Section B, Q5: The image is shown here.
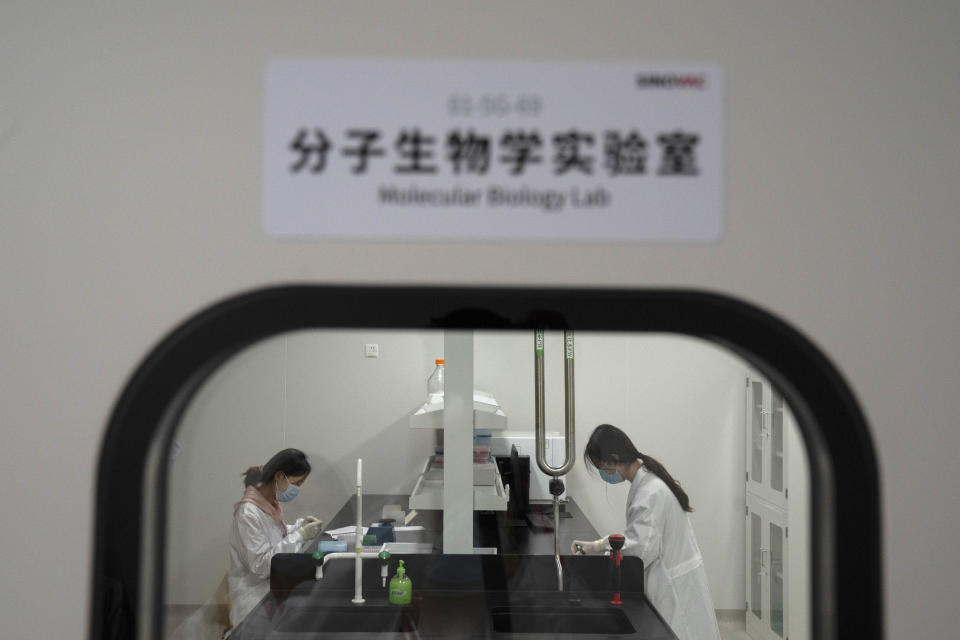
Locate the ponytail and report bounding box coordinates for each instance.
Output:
[584,424,692,512]
[240,448,311,488]
[632,452,692,513]
[241,465,263,488]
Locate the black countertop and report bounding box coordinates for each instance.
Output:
[228,497,675,638]
[233,555,677,639]
[265,588,676,639]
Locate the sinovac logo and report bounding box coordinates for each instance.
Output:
[636,73,706,89]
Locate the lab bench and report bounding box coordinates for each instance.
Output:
[233,554,677,639]
[227,495,678,638]
[312,493,601,556]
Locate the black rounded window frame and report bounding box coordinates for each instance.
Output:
[91,285,883,639]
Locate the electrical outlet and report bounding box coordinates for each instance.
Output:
[364,343,379,358]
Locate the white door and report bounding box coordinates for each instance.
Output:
[746,494,789,640]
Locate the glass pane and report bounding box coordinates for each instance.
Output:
[158,330,813,638]
[770,522,784,637]
[751,381,764,483]
[752,513,762,619]
[771,390,784,492]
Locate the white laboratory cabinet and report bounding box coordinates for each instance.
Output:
[745,376,796,640]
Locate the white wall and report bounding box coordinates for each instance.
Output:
[2,2,958,638]
[167,330,754,610]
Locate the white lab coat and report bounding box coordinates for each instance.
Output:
[228,503,308,628]
[612,467,722,640]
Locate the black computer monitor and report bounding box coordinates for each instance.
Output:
[493,445,531,528]
[508,445,529,515]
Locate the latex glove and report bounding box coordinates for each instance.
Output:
[571,538,606,555]
[298,518,323,540]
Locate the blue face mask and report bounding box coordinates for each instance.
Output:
[276,475,300,502]
[599,468,624,484]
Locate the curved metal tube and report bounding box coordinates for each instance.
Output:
[534,330,576,477]
[534,329,577,592]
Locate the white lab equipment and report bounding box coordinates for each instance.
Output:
[408,387,510,513]
[328,525,431,550]
[409,337,510,518]
[409,389,508,430]
[408,333,509,554]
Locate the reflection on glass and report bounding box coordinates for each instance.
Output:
[770,522,784,637]
[752,513,762,620]
[772,390,784,493]
[159,330,811,640]
[751,381,764,483]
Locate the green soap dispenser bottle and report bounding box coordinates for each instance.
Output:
[389,559,412,605]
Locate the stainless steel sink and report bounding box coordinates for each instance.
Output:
[275,605,419,633]
[490,606,635,635]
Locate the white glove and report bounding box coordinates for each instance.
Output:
[571,538,606,555]
[298,517,323,540]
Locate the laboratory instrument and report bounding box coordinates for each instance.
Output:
[534,329,577,591]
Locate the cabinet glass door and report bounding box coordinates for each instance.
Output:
[749,380,765,485]
[771,390,785,494]
[750,511,763,621]
[770,521,785,638]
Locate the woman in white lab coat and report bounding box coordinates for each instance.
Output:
[228,448,323,633]
[572,424,722,640]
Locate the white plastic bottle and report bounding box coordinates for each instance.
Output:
[427,358,445,403]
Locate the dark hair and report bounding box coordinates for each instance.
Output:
[583,424,692,512]
[242,448,311,488]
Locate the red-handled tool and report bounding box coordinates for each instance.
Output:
[608,533,625,605]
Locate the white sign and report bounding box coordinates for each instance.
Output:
[264,60,723,242]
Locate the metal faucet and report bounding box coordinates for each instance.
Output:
[534,329,576,591]
[314,543,389,582]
